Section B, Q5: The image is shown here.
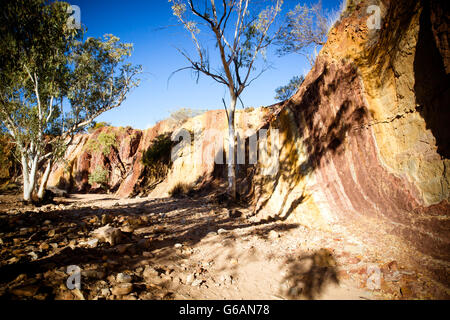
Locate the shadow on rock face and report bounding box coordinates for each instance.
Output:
[414,0,450,159]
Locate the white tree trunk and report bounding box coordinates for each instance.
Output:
[21,155,33,202]
[37,159,53,200]
[227,97,237,200]
[21,151,40,202]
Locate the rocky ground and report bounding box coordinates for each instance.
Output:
[0,193,447,300]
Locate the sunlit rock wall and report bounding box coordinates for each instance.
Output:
[47,0,449,286]
[47,108,269,198]
[147,108,270,197]
[252,0,449,284]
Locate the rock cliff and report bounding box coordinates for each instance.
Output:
[48,0,449,288]
[251,0,449,286]
[47,108,270,198]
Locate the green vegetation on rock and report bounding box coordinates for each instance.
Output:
[275,75,305,101]
[169,182,194,198]
[142,133,174,180]
[88,167,110,187]
[88,122,112,133]
[85,131,118,157]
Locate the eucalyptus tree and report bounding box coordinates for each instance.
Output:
[0,0,141,202]
[275,1,330,66]
[274,1,340,104]
[274,75,304,101]
[169,0,283,199]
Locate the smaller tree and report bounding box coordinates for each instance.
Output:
[168,108,205,125]
[276,1,330,66]
[169,0,283,199]
[88,121,112,133]
[88,167,110,189]
[275,75,305,101]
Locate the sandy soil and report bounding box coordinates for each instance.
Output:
[0,193,445,300]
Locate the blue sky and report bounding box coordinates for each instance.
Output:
[69,0,341,129]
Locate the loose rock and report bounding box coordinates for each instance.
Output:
[191,279,204,287]
[143,266,159,280]
[80,238,99,248]
[100,288,110,297]
[111,283,133,296]
[116,273,132,283]
[10,285,39,297]
[185,274,194,285]
[91,225,123,246]
[268,230,279,240]
[217,228,228,235]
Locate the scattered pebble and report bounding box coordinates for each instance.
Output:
[268,230,279,240]
[116,273,132,283]
[111,283,133,296]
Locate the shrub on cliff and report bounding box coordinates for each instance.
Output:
[275,1,340,66]
[142,133,174,180]
[275,75,305,101]
[88,167,110,188]
[85,131,118,157]
[169,182,194,198]
[168,108,205,125]
[88,122,112,133]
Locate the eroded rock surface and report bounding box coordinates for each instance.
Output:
[45,0,449,291]
[253,0,449,287]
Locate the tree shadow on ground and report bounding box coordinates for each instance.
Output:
[280,248,340,300]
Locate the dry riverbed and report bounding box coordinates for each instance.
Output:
[0,193,444,300]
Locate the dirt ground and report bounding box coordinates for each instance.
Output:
[0,192,447,300]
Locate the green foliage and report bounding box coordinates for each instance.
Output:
[276,2,329,55]
[85,131,118,156]
[142,133,174,180]
[168,108,206,124]
[0,0,141,200]
[275,1,336,66]
[88,167,110,187]
[0,135,15,179]
[275,75,305,101]
[68,34,142,123]
[0,0,76,152]
[88,122,112,133]
[142,134,173,166]
[169,182,194,198]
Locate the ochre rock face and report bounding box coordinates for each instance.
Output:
[254,0,449,284]
[146,108,269,198]
[48,126,146,193]
[47,0,449,287]
[47,108,269,198]
[115,121,175,197]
